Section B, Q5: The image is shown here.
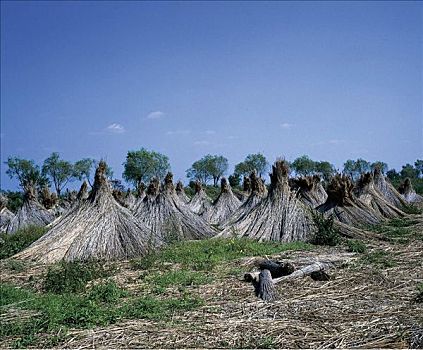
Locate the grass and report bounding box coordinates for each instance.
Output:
[43,260,116,294]
[0,225,47,259]
[360,250,397,268]
[415,282,423,303]
[0,282,203,347]
[367,217,422,244]
[346,239,367,253]
[146,270,213,289]
[130,237,313,271]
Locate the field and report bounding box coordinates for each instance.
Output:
[1,216,422,349]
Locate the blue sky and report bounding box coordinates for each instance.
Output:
[1,1,422,190]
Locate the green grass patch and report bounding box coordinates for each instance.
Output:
[146,270,213,289]
[360,250,397,268]
[345,239,367,253]
[130,238,313,271]
[0,282,203,347]
[0,226,47,259]
[43,260,116,294]
[415,282,423,303]
[366,217,422,243]
[3,258,27,272]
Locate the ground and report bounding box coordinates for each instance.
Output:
[1,215,422,349]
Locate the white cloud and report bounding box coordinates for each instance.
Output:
[280,123,293,129]
[166,129,191,136]
[204,130,216,135]
[194,140,210,146]
[106,123,125,134]
[146,111,164,120]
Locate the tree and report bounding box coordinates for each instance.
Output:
[5,157,49,190]
[73,158,96,186]
[370,161,388,174]
[122,149,170,191]
[315,161,336,181]
[400,164,419,179]
[42,153,74,196]
[343,158,371,180]
[186,154,228,186]
[415,159,423,178]
[386,169,400,181]
[228,174,241,188]
[291,155,316,176]
[234,153,269,178]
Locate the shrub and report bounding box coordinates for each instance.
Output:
[0,226,47,259]
[43,260,115,294]
[3,259,26,272]
[87,281,128,303]
[311,212,340,246]
[415,282,423,303]
[346,239,367,253]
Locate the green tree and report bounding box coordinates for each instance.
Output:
[386,169,400,181]
[5,157,49,191]
[228,173,241,188]
[415,159,423,177]
[234,153,268,178]
[73,158,96,186]
[122,149,170,190]
[315,161,336,181]
[291,155,316,176]
[370,161,388,174]
[400,164,419,179]
[343,158,371,180]
[186,154,228,186]
[42,152,74,196]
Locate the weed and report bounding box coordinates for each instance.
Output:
[415,282,423,303]
[43,260,115,294]
[87,281,128,303]
[0,226,47,259]
[130,238,312,271]
[3,259,26,272]
[346,239,367,253]
[146,270,213,289]
[311,212,340,246]
[361,250,397,268]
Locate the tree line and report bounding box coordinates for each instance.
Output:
[3,150,423,198]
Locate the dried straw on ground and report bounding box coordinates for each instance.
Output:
[398,178,423,204]
[373,167,407,209]
[222,172,267,226]
[124,189,136,210]
[202,178,241,226]
[6,185,54,234]
[355,173,405,219]
[317,175,382,227]
[14,161,155,263]
[188,181,212,215]
[0,195,14,233]
[293,175,328,208]
[176,181,190,204]
[218,160,317,242]
[134,173,217,241]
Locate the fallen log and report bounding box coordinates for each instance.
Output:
[257,260,296,278]
[254,269,277,302]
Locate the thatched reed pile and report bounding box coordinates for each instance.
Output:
[14,161,155,263]
[0,195,14,233]
[355,173,405,219]
[202,178,241,226]
[398,178,423,204]
[6,185,54,234]
[188,181,212,215]
[134,173,217,242]
[373,167,407,209]
[222,171,267,226]
[317,175,382,226]
[176,181,190,204]
[219,160,316,242]
[293,175,328,208]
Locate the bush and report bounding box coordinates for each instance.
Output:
[415,283,423,303]
[43,260,115,294]
[346,239,367,253]
[0,226,47,259]
[87,281,128,303]
[311,212,340,246]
